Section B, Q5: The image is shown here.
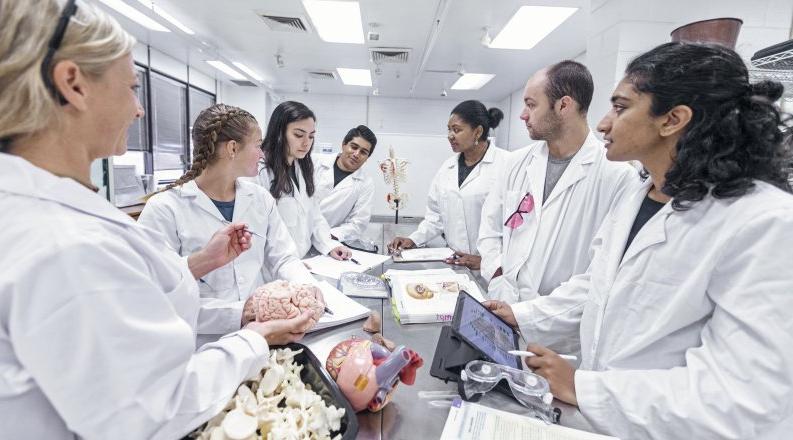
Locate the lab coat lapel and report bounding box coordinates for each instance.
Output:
[179,180,226,224]
[458,145,495,190]
[232,179,254,221]
[619,196,673,268]
[541,132,599,207]
[503,144,547,274]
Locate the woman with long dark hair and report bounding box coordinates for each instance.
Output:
[257,101,351,259]
[484,42,793,438]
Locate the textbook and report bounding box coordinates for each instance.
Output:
[310,281,372,332]
[386,268,485,324]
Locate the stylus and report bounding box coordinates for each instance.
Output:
[508,350,578,362]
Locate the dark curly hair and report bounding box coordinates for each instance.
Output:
[625,42,792,210]
[262,101,316,199]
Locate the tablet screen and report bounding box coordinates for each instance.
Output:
[455,292,518,367]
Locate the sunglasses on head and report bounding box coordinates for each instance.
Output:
[41,0,79,106]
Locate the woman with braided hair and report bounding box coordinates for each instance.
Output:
[257,101,352,259]
[483,43,793,438]
[0,1,313,438]
[139,103,317,346]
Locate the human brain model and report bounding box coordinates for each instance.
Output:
[246,280,325,326]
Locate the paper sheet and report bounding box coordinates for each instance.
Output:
[440,399,619,440]
[310,281,371,332]
[394,247,455,262]
[302,249,391,279]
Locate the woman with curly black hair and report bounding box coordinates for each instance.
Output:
[483,42,793,439]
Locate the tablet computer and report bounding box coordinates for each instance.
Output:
[451,290,521,369]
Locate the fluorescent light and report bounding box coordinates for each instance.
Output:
[206,61,246,81]
[489,6,578,50]
[136,0,195,35]
[232,62,263,81]
[97,0,170,32]
[451,73,495,90]
[336,68,372,86]
[303,0,365,44]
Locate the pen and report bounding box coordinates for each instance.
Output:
[508,350,578,362]
[220,220,264,239]
[349,257,361,265]
[324,306,334,316]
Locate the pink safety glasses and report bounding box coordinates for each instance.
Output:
[504,193,535,229]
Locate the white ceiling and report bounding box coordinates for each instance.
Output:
[97,0,590,101]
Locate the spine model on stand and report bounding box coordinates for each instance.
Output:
[378,146,409,223]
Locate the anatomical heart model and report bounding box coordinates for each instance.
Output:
[326,337,423,412]
[378,146,409,223]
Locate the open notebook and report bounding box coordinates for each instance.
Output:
[310,281,372,332]
[303,249,391,279]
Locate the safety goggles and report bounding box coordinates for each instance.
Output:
[459,360,555,423]
[504,192,535,229]
[41,0,79,105]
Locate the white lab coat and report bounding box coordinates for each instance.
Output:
[255,163,337,258]
[513,177,793,439]
[313,154,375,242]
[478,131,636,303]
[409,145,510,254]
[0,153,270,440]
[138,179,314,345]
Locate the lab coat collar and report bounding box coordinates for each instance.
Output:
[451,143,498,189]
[612,178,675,270]
[0,153,136,228]
[174,179,255,223]
[320,154,367,186]
[537,131,600,206]
[446,142,498,169]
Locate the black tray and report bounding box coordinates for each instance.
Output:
[186,343,358,439]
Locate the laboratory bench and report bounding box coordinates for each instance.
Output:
[301,222,592,439]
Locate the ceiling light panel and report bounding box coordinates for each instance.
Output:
[489,6,578,50]
[206,61,246,81]
[136,0,195,34]
[232,62,264,81]
[451,73,495,90]
[303,0,365,44]
[98,0,170,32]
[336,68,372,86]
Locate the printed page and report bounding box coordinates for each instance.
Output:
[441,399,619,440]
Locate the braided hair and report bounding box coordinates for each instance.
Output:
[148,103,257,197]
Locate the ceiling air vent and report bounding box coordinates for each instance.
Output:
[369,47,410,64]
[230,79,258,87]
[257,13,311,33]
[307,70,336,80]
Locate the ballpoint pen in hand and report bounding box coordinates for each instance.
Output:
[221,219,264,239]
[508,350,578,362]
